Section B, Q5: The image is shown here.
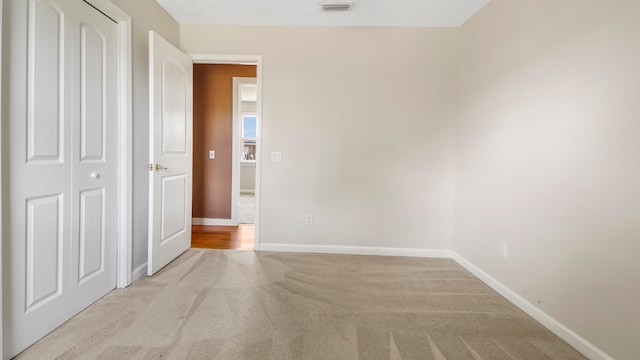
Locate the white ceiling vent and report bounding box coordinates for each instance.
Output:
[321,1,352,11]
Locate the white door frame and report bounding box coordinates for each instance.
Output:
[233,77,257,197]
[189,54,263,251]
[82,0,133,288]
[1,0,5,356]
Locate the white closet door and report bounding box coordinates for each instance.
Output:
[68,0,118,316]
[5,0,118,357]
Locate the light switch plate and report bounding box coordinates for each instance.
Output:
[209,150,215,159]
[271,152,282,163]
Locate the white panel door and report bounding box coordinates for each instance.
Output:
[68,0,118,316]
[5,0,118,357]
[148,31,193,275]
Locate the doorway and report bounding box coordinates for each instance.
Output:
[191,61,261,250]
[236,78,257,226]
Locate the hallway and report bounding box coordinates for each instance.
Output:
[191,224,254,250]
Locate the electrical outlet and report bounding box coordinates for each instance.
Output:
[305,214,313,226]
[499,242,508,258]
[209,150,215,159]
[271,152,282,163]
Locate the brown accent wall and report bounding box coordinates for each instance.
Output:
[193,64,257,219]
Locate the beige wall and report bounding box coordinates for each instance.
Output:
[109,0,180,274]
[240,163,256,193]
[79,3,637,357]
[181,25,458,250]
[454,1,640,359]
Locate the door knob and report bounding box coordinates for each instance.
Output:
[90,172,100,179]
[154,163,168,171]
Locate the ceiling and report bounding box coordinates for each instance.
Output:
[155,0,490,27]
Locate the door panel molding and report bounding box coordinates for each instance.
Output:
[160,174,187,243]
[161,58,188,154]
[79,23,108,162]
[25,194,64,313]
[78,187,105,284]
[27,0,64,163]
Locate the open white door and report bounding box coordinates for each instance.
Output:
[148,31,193,275]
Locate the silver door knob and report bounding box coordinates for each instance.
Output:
[90,172,100,179]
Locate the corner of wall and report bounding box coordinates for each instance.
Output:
[0,0,4,357]
[451,252,614,360]
[131,262,148,282]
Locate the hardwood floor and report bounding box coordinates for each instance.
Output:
[191,224,254,250]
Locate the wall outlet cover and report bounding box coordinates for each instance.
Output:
[499,242,508,258]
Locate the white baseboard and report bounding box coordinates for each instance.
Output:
[131,262,147,282]
[451,253,613,360]
[192,218,238,226]
[258,243,453,259]
[255,243,611,359]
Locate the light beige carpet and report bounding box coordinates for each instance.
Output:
[15,250,586,360]
[238,193,255,224]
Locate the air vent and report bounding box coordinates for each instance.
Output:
[321,2,352,11]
